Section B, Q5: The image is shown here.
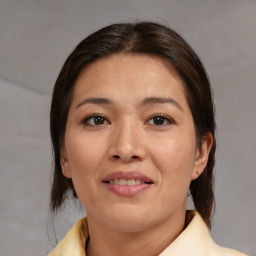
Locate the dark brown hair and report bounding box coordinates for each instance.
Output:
[50,21,216,228]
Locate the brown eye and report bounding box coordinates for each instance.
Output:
[83,114,109,126]
[147,115,173,126]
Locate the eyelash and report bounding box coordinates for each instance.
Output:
[146,114,175,126]
[82,113,175,127]
[82,113,110,126]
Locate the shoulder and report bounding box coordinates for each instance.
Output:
[160,211,248,256]
[208,239,247,256]
[192,211,248,256]
[47,217,88,256]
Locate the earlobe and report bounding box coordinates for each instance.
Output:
[60,148,72,178]
[192,132,213,180]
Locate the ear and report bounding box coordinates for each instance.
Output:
[60,148,72,178]
[191,132,213,180]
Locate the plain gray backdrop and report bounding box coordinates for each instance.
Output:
[0,1,255,255]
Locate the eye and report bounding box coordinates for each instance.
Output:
[82,114,110,126]
[146,114,174,126]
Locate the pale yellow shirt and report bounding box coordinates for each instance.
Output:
[48,211,247,256]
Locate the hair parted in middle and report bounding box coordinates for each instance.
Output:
[50,21,216,228]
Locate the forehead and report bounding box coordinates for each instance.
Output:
[77,54,183,88]
[81,53,181,79]
[71,54,188,109]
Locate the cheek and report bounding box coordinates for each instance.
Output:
[64,133,109,208]
[149,133,196,184]
[65,133,107,177]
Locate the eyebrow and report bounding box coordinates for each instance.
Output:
[76,96,183,112]
[140,97,183,112]
[76,97,113,108]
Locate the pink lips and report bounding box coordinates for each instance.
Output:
[102,171,153,197]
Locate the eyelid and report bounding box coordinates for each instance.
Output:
[145,113,176,125]
[81,113,175,126]
[82,113,110,126]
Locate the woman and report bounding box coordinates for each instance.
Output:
[48,21,247,256]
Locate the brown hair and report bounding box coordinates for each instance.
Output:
[50,21,216,228]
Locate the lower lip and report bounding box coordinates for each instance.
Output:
[104,183,152,196]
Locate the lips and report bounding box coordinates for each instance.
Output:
[102,171,153,196]
[102,171,153,184]
[109,179,149,185]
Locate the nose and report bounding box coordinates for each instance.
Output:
[108,119,146,163]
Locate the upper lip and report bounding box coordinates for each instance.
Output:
[102,171,153,183]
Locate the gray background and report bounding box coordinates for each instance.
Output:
[0,0,255,255]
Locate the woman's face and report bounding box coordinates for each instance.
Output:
[61,54,211,232]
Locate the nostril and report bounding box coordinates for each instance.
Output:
[111,155,140,161]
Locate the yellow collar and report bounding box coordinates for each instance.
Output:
[48,211,246,256]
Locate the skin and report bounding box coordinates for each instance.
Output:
[61,54,213,256]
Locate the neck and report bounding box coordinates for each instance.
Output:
[86,211,187,256]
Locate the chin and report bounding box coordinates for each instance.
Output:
[107,217,153,232]
[96,206,155,232]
